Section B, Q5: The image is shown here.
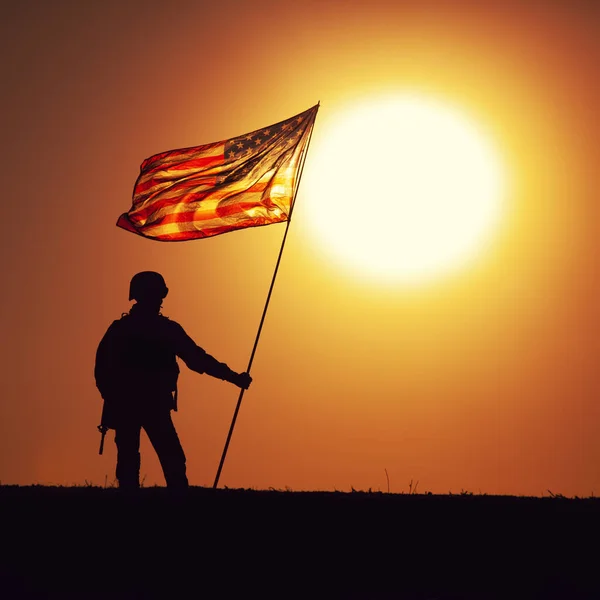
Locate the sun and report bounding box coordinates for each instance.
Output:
[301,94,506,286]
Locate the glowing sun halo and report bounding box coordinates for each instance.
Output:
[302,95,505,286]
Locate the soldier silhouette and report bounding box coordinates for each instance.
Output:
[94,271,251,490]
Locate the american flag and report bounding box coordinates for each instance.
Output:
[117,105,319,241]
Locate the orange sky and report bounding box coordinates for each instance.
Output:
[1,0,598,495]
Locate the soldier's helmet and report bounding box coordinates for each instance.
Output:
[129,271,169,301]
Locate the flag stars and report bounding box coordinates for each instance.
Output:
[221,110,314,179]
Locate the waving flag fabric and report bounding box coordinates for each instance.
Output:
[117,105,319,241]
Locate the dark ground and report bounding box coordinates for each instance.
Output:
[1,486,599,599]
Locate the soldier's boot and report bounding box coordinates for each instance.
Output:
[163,461,189,491]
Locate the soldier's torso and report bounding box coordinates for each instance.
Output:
[99,312,180,413]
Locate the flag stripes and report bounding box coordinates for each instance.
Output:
[117,105,319,241]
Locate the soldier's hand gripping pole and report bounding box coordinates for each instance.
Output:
[98,425,108,455]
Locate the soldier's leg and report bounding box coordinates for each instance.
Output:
[114,423,142,490]
[143,412,188,489]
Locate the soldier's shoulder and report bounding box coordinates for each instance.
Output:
[106,315,127,329]
[159,314,177,324]
[109,312,133,327]
[159,315,186,333]
[161,317,198,346]
[99,315,130,343]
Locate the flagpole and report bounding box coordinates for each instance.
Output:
[213,104,320,489]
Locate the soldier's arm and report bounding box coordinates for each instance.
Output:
[170,322,252,389]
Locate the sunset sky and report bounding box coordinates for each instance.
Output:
[1,0,598,496]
